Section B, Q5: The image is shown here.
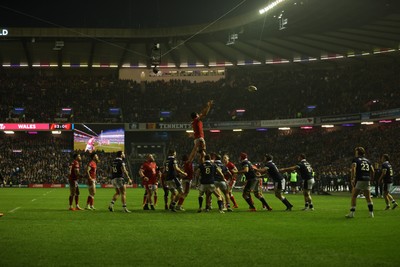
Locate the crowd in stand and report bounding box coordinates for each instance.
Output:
[0,132,71,185]
[0,58,399,123]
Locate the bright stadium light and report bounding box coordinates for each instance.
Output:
[259,0,287,15]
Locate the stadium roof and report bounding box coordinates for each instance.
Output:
[0,0,399,70]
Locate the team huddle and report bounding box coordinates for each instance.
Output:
[67,101,398,218]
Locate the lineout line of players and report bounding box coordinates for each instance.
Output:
[67,147,398,217]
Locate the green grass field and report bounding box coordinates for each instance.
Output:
[74,141,124,153]
[0,188,399,267]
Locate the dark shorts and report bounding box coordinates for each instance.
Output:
[69,180,79,195]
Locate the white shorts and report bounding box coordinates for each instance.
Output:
[199,184,216,194]
[303,178,315,191]
[166,179,183,194]
[214,181,228,192]
[112,178,125,189]
[194,137,205,146]
[228,179,236,190]
[145,183,158,192]
[87,180,96,189]
[355,181,370,191]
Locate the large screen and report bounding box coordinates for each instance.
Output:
[73,123,124,153]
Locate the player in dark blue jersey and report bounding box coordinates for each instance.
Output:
[163,149,187,212]
[237,152,272,212]
[196,152,225,213]
[345,147,375,218]
[214,154,233,212]
[108,151,132,213]
[280,153,314,211]
[256,154,293,211]
[378,154,398,210]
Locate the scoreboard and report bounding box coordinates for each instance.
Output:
[49,123,73,130]
[0,123,73,131]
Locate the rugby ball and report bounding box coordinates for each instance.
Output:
[247,85,257,92]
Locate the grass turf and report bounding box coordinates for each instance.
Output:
[0,188,399,267]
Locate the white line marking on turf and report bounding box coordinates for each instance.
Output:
[9,207,21,213]
[42,190,53,196]
[31,199,37,202]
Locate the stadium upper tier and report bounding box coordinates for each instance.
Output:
[1,56,399,124]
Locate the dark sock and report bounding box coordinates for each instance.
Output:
[282,198,293,208]
[245,197,255,209]
[368,203,373,212]
[198,196,203,209]
[217,200,224,210]
[260,197,271,209]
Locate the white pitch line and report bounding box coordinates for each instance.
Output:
[43,190,53,196]
[9,207,21,213]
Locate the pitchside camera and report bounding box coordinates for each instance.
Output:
[153,66,159,74]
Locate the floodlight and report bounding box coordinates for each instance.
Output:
[259,0,286,14]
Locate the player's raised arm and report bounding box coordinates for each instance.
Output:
[198,100,213,119]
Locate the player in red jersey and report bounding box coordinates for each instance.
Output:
[85,137,96,153]
[190,100,213,157]
[139,154,161,210]
[85,152,99,210]
[222,153,239,208]
[68,153,83,210]
[176,149,196,211]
